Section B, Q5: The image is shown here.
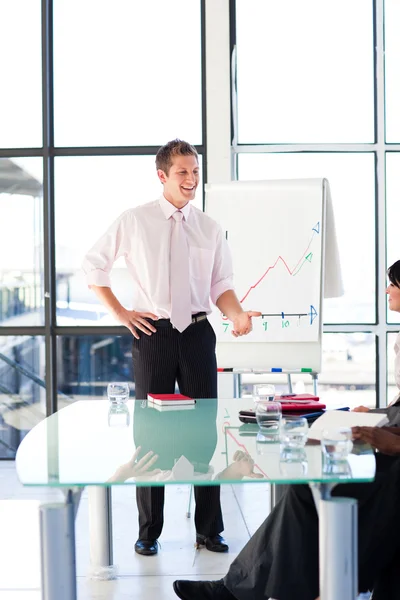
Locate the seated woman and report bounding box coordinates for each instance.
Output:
[354,259,400,421]
[173,261,400,600]
[173,427,400,600]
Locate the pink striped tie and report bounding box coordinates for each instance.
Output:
[170,211,192,332]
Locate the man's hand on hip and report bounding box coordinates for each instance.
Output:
[113,307,158,339]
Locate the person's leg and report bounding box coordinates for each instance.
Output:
[224,484,319,600]
[174,455,400,600]
[344,454,400,593]
[177,320,225,544]
[225,455,400,600]
[174,483,319,600]
[132,325,178,546]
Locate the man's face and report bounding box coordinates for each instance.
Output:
[157,154,200,208]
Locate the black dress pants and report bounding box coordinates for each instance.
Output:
[132,317,224,541]
[224,454,400,600]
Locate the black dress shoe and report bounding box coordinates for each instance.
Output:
[134,539,159,556]
[173,579,235,600]
[195,534,229,553]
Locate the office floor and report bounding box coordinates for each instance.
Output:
[0,461,270,599]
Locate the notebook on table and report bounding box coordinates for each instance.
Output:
[147,393,195,407]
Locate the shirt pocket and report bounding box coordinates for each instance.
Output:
[189,247,214,281]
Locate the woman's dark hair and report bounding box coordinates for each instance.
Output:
[387,260,400,288]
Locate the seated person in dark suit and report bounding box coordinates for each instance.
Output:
[173,426,400,600]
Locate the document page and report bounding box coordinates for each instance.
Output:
[308,410,389,441]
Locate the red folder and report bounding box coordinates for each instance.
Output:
[275,394,325,412]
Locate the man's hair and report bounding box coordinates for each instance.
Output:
[155,139,198,175]
[388,260,400,288]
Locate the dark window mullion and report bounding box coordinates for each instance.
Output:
[42,0,57,416]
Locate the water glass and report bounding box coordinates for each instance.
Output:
[321,427,353,463]
[108,404,130,427]
[107,382,130,405]
[255,400,282,442]
[280,416,309,459]
[279,457,308,477]
[253,384,275,404]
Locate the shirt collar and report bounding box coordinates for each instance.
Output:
[159,195,191,221]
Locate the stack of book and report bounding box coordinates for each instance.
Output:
[147,393,195,411]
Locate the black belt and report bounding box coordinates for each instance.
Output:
[152,312,207,328]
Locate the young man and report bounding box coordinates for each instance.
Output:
[82,139,261,556]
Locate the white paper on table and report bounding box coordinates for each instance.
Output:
[308,411,389,441]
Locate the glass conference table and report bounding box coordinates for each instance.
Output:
[16,398,376,600]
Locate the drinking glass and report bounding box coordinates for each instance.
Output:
[107,382,130,405]
[280,416,309,460]
[279,457,308,477]
[253,384,275,404]
[108,403,130,427]
[255,400,282,442]
[321,427,353,463]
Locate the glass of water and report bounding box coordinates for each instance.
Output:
[280,416,309,460]
[255,400,282,442]
[321,427,353,463]
[108,403,130,427]
[107,382,130,405]
[253,384,275,404]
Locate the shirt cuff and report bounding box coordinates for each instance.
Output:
[85,269,112,288]
[210,279,234,306]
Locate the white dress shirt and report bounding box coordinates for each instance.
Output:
[392,332,400,404]
[82,196,234,317]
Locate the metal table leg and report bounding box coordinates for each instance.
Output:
[269,483,288,510]
[87,486,117,580]
[39,489,82,600]
[311,483,358,600]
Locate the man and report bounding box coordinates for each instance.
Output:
[173,426,400,600]
[82,139,261,556]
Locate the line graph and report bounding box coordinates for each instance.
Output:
[240,222,320,303]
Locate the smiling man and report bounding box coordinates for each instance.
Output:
[82,139,260,557]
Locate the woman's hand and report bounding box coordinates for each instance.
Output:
[231,450,264,478]
[108,447,160,482]
[352,426,400,455]
[352,406,370,413]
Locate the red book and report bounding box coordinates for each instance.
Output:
[147,393,195,406]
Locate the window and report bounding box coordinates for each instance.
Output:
[57,334,133,407]
[386,153,400,325]
[0,1,42,148]
[0,336,45,459]
[384,0,400,142]
[0,158,43,326]
[235,0,374,144]
[53,0,202,147]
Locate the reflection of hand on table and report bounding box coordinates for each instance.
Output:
[107,447,160,482]
[217,450,264,480]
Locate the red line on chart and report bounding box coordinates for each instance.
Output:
[225,426,269,478]
[240,228,318,304]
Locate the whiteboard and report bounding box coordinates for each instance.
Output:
[206,179,326,372]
